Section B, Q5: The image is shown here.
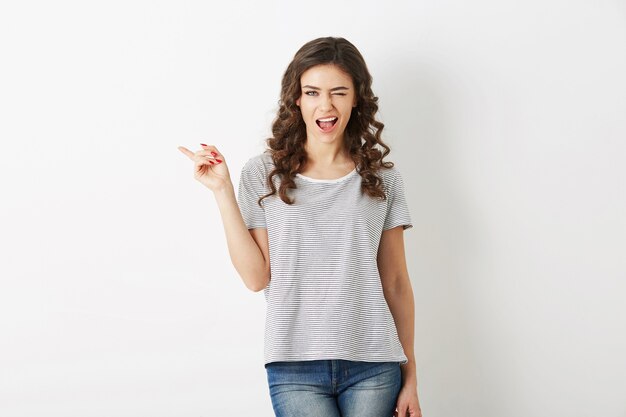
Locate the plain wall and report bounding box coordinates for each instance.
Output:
[1,0,624,416]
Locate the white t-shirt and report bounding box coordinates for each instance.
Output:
[237,151,413,365]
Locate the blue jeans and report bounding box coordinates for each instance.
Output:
[265,360,402,417]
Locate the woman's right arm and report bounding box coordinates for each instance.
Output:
[178,144,270,292]
[213,184,271,292]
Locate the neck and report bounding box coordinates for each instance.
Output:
[303,137,351,166]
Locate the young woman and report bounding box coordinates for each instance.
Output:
[179,37,422,417]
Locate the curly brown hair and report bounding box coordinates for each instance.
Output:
[259,36,395,205]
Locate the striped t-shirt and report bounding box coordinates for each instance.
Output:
[237,151,413,365]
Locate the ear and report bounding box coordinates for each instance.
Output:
[296,98,300,106]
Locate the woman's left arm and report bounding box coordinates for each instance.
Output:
[378,225,423,417]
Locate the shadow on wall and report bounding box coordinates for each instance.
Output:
[377,58,503,415]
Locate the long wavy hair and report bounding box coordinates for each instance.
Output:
[259,36,395,205]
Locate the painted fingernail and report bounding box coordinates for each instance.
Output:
[209,160,215,164]
[211,151,217,156]
[215,159,222,163]
[200,143,208,146]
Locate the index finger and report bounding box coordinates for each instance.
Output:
[177,146,196,160]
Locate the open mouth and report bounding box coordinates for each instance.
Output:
[315,116,338,132]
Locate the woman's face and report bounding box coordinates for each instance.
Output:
[296,64,357,147]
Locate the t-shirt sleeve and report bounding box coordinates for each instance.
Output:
[237,158,268,229]
[383,168,414,231]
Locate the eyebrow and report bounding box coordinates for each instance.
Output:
[302,85,350,91]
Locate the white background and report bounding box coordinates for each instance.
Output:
[1,1,625,416]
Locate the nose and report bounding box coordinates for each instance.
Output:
[319,93,333,111]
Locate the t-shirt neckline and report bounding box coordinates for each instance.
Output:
[296,168,358,183]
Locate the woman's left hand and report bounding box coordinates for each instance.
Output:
[394,384,422,417]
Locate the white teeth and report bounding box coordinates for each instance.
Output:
[318,117,338,122]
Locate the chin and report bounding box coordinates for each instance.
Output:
[314,134,343,144]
